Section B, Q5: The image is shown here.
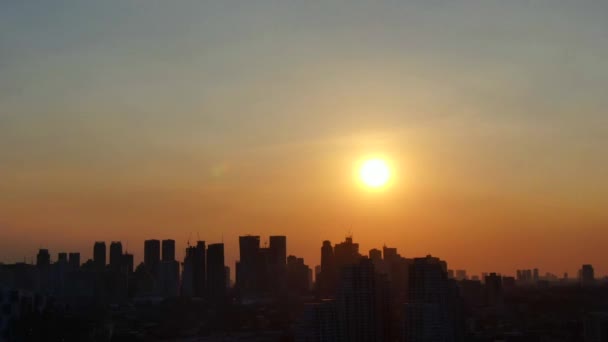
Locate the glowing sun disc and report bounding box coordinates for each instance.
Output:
[359,159,391,188]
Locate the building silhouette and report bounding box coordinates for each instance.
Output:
[144,239,161,275]
[68,253,80,270]
[93,242,106,270]
[237,235,261,296]
[36,249,50,268]
[403,255,462,342]
[193,241,206,297]
[207,243,226,301]
[181,246,196,297]
[109,241,123,271]
[337,258,390,342]
[580,264,595,287]
[269,235,287,292]
[122,253,134,274]
[318,240,336,297]
[162,239,175,262]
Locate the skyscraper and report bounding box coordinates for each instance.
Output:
[36,249,50,267]
[181,246,197,297]
[144,239,161,274]
[404,255,461,342]
[484,272,504,310]
[93,242,106,270]
[68,252,80,269]
[122,253,134,274]
[162,239,175,261]
[159,239,178,297]
[336,258,390,342]
[269,236,287,292]
[109,241,123,270]
[237,235,260,294]
[580,264,595,287]
[194,241,206,297]
[334,236,361,269]
[269,236,287,266]
[287,255,312,295]
[57,252,68,264]
[318,240,336,297]
[207,243,226,301]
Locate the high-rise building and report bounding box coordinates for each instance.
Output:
[269,236,287,266]
[122,253,134,274]
[318,240,336,297]
[334,236,361,270]
[93,242,106,270]
[269,236,287,292]
[369,248,382,261]
[181,246,197,297]
[237,235,261,294]
[68,252,80,269]
[336,258,390,342]
[109,241,123,270]
[144,239,161,274]
[580,264,595,287]
[485,273,504,310]
[194,241,206,297]
[287,255,312,295]
[57,253,68,264]
[36,249,50,267]
[207,243,226,301]
[162,239,175,261]
[160,259,180,297]
[455,270,467,281]
[403,255,462,342]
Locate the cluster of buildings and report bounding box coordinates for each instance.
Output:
[299,237,462,341]
[1,235,607,341]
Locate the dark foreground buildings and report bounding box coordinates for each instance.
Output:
[1,235,608,341]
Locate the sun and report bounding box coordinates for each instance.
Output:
[359,159,391,188]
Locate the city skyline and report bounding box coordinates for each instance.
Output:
[2,1,608,289]
[2,234,603,281]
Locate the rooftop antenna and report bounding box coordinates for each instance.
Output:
[187,232,192,247]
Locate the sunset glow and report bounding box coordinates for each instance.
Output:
[359,159,391,188]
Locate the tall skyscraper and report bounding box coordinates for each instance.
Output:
[237,235,261,294]
[207,243,226,301]
[57,252,68,264]
[93,242,106,270]
[334,236,361,269]
[269,236,287,292]
[287,255,312,295]
[109,241,123,270]
[269,236,287,266]
[404,255,461,342]
[484,273,504,310]
[144,239,161,274]
[181,246,197,297]
[318,240,336,297]
[580,264,595,287]
[194,241,206,297]
[36,249,50,267]
[122,253,134,274]
[162,239,176,261]
[68,252,80,269]
[336,258,390,342]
